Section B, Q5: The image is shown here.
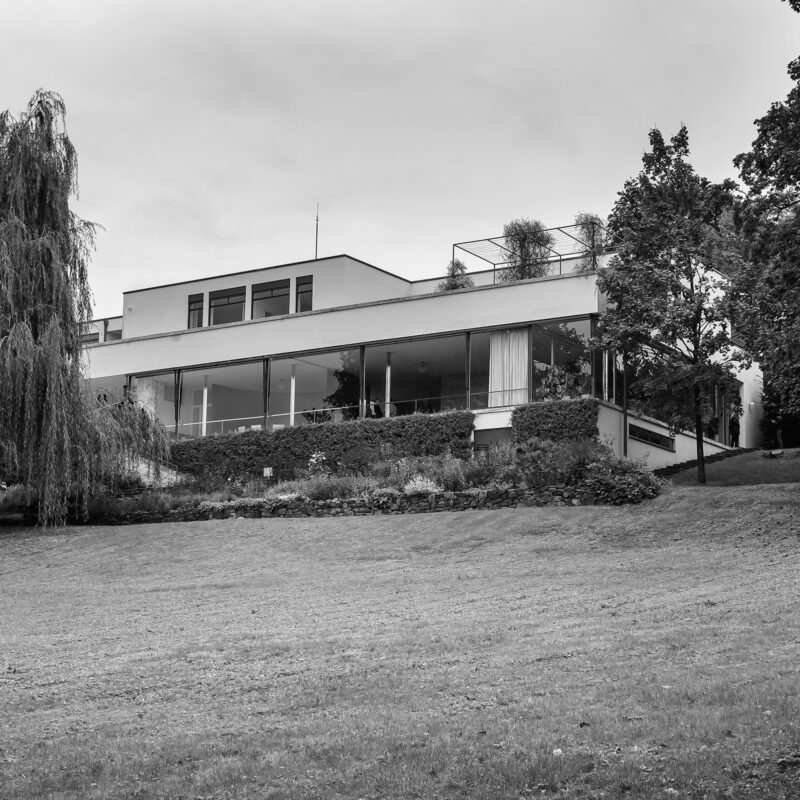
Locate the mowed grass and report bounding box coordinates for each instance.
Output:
[670,448,800,487]
[2,470,799,798]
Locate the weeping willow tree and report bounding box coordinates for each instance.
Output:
[0,90,169,525]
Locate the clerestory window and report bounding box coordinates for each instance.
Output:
[296,275,313,313]
[188,293,204,329]
[252,279,290,318]
[209,287,245,325]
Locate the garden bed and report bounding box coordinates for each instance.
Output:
[93,484,598,525]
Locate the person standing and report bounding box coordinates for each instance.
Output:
[729,415,740,448]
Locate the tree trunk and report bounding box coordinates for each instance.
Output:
[694,385,706,484]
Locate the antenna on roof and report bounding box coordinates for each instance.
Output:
[315,202,319,260]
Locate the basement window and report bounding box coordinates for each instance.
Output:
[629,423,675,452]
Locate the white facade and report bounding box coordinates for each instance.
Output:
[83,252,761,465]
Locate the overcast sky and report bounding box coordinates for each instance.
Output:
[3,0,799,317]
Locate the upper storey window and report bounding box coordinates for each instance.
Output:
[209,286,245,325]
[252,279,290,318]
[296,275,313,313]
[188,293,204,329]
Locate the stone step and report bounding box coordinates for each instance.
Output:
[654,448,754,478]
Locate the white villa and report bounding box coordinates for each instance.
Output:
[82,225,762,470]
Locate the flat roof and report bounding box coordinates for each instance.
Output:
[121,254,411,296]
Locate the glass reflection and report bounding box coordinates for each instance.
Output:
[366,335,466,417]
[268,349,359,429]
[131,373,176,435]
[178,362,263,437]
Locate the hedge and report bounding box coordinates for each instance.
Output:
[170,410,476,479]
[511,398,599,442]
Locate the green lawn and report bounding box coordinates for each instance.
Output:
[2,465,799,798]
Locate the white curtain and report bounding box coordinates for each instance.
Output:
[488,329,528,407]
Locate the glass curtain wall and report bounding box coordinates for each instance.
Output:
[268,349,360,429]
[178,362,264,437]
[129,317,605,439]
[365,335,466,417]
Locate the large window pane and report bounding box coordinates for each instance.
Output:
[546,319,592,396]
[469,332,491,409]
[267,359,293,430]
[532,318,593,400]
[364,345,387,417]
[268,349,360,429]
[470,329,529,408]
[488,329,528,406]
[531,326,552,400]
[297,349,360,423]
[367,335,467,417]
[131,373,176,435]
[178,362,264,437]
[90,375,127,408]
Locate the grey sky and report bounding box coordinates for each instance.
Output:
[3,0,798,317]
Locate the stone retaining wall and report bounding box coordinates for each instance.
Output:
[108,485,596,525]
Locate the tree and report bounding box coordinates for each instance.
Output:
[499,217,554,281]
[437,257,474,292]
[0,90,168,525]
[731,53,800,423]
[598,127,743,484]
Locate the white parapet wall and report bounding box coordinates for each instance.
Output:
[86,272,601,379]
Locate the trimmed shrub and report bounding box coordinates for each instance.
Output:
[511,398,599,443]
[170,410,475,481]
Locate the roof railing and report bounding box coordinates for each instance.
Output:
[452,221,607,283]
